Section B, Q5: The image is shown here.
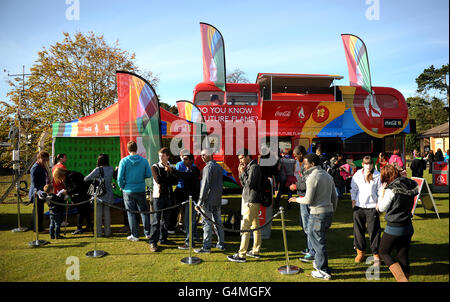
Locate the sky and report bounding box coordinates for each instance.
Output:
[0,0,448,108]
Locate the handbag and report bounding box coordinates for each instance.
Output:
[87,167,106,196]
[282,164,297,188]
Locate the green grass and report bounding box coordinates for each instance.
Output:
[0,171,448,282]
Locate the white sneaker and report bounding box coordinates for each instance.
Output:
[311,269,331,280]
[61,221,69,227]
[127,235,139,242]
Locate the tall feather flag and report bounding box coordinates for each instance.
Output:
[116,71,162,188]
[176,100,207,155]
[200,22,226,91]
[341,34,373,94]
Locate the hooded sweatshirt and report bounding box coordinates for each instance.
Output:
[117,154,152,193]
[378,177,418,227]
[297,166,338,214]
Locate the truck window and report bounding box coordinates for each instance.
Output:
[194,91,225,106]
[226,92,258,106]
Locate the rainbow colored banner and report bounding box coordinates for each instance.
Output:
[341,34,373,94]
[200,22,226,91]
[116,71,162,182]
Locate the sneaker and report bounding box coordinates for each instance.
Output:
[227,253,246,263]
[246,251,260,259]
[194,248,211,254]
[145,235,150,239]
[71,229,83,235]
[167,230,176,235]
[61,221,69,227]
[215,244,225,251]
[127,235,139,242]
[300,248,309,255]
[311,269,331,280]
[178,244,190,250]
[299,253,315,262]
[149,244,158,252]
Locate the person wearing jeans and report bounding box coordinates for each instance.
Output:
[289,153,338,280]
[289,146,316,262]
[150,147,178,252]
[194,149,225,254]
[117,141,152,242]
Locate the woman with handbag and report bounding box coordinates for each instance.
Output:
[84,154,115,237]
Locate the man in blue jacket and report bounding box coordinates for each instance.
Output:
[117,141,152,242]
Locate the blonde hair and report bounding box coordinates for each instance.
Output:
[53,167,67,184]
[44,184,53,193]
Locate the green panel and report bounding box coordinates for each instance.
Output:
[54,137,122,197]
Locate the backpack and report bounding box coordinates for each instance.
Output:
[259,176,273,207]
[223,210,241,235]
[87,167,106,197]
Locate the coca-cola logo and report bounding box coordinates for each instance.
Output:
[275,111,291,117]
[274,106,292,121]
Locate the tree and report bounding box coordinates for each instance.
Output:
[406,95,448,133]
[416,64,449,105]
[226,68,250,83]
[1,31,159,168]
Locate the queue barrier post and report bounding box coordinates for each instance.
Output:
[181,195,202,265]
[12,180,27,232]
[277,206,300,275]
[28,191,49,247]
[86,189,107,258]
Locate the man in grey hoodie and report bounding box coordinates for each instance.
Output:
[194,149,225,253]
[289,153,338,280]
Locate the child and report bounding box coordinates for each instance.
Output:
[43,184,66,239]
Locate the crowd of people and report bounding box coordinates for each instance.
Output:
[28,142,449,281]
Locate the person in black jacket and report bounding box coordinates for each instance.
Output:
[177,154,201,249]
[228,148,262,263]
[410,150,426,178]
[377,164,418,282]
[42,184,66,239]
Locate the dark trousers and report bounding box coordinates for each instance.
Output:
[149,197,171,245]
[76,203,92,231]
[168,187,184,231]
[30,197,45,232]
[379,232,413,275]
[353,207,381,254]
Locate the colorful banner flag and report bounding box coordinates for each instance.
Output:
[116,71,162,187]
[176,100,205,124]
[341,34,373,94]
[200,22,226,91]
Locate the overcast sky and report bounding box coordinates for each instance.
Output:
[0,0,448,108]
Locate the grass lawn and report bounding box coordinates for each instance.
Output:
[0,171,448,282]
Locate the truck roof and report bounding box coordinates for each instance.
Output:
[256,73,343,94]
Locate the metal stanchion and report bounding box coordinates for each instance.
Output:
[86,189,107,258]
[63,198,69,236]
[11,180,27,232]
[277,206,300,275]
[28,192,49,247]
[181,195,202,265]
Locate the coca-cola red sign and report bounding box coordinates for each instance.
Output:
[274,106,292,122]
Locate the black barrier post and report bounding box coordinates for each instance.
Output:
[181,196,202,265]
[86,189,107,258]
[277,206,300,275]
[28,192,49,247]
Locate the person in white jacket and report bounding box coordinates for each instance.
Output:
[350,156,382,265]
